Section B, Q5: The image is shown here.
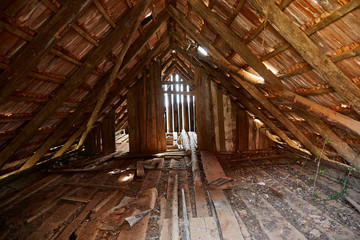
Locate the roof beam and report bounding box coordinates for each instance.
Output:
[303,0,360,36]
[181,45,325,158]
[76,0,153,149]
[261,0,359,61]
[0,2,152,168]
[186,0,360,137]
[20,33,166,170]
[248,0,360,115]
[94,0,117,28]
[0,0,93,105]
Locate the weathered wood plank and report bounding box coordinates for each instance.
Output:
[189,217,221,240]
[200,151,231,187]
[209,189,243,240]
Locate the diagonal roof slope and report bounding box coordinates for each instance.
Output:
[0,0,360,176]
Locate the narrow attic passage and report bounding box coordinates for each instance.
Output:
[1,0,360,239]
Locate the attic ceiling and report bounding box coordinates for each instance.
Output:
[0,0,360,176]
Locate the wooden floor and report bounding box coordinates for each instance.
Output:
[0,147,359,240]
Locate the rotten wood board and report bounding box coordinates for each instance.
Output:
[209,189,243,240]
[189,217,221,240]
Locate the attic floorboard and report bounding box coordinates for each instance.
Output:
[0,150,359,240]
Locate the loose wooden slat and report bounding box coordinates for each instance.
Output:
[209,189,243,240]
[56,192,106,239]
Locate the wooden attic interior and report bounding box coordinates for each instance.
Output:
[1,0,360,239]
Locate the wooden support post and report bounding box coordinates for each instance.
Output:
[194,67,215,151]
[153,60,167,151]
[210,81,219,151]
[128,62,166,153]
[237,110,249,151]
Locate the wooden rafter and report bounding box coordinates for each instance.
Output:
[176,42,327,158]
[183,0,360,136]
[19,33,167,170]
[76,0,153,149]
[172,44,305,152]
[0,0,93,105]
[248,0,360,115]
[261,0,360,61]
[0,2,153,169]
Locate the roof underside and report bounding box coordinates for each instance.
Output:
[0,0,360,176]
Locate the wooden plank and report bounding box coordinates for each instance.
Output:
[93,0,116,28]
[56,192,105,239]
[194,186,209,218]
[0,0,93,105]
[304,0,360,36]
[182,0,360,136]
[209,189,243,240]
[61,196,91,203]
[160,219,172,240]
[241,191,307,239]
[64,182,127,190]
[116,170,160,240]
[257,169,359,239]
[298,112,360,170]
[189,217,220,240]
[26,202,82,240]
[200,151,231,186]
[0,174,62,210]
